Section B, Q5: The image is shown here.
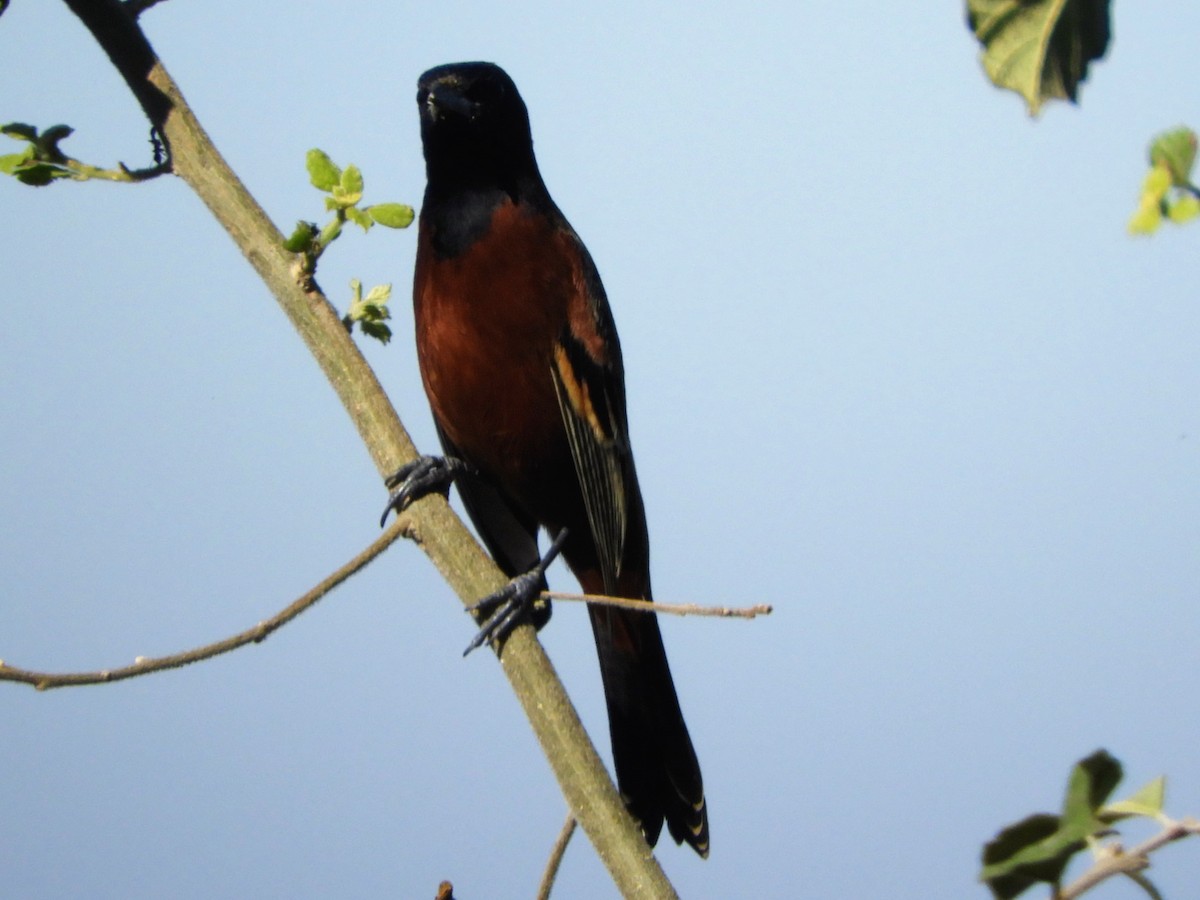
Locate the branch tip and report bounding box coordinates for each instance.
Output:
[541,590,771,620]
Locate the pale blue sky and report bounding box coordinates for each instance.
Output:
[3,3,1199,898]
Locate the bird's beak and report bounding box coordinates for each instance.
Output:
[425,81,478,122]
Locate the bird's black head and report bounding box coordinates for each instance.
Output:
[417,62,541,200]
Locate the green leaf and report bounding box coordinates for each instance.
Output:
[359,319,393,344]
[345,205,373,232]
[13,162,63,187]
[343,280,393,344]
[367,202,415,229]
[37,124,74,157]
[981,814,1074,899]
[1167,194,1200,225]
[1143,164,1172,201]
[340,164,363,197]
[0,148,33,175]
[283,221,318,252]
[363,283,392,306]
[967,0,1111,116]
[331,163,364,207]
[1,122,38,141]
[329,191,361,209]
[306,148,341,191]
[41,124,73,142]
[1128,200,1162,236]
[1128,166,1171,235]
[1149,127,1198,187]
[1102,776,1166,822]
[1061,749,1121,832]
[980,751,1123,899]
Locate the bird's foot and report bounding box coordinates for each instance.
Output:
[463,529,568,656]
[380,455,473,526]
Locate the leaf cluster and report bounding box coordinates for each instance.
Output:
[981,750,1169,899]
[284,149,414,344]
[344,278,393,345]
[285,148,413,255]
[0,121,167,184]
[1,122,79,185]
[1129,128,1200,235]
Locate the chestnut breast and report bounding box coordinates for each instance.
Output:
[414,199,581,509]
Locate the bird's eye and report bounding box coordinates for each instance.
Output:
[466,79,505,110]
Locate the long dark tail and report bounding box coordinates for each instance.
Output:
[588,603,709,856]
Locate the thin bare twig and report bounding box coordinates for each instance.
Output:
[543,590,772,619]
[536,813,578,900]
[1059,818,1200,900]
[0,517,412,690]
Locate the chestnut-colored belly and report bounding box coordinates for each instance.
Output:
[414,201,580,522]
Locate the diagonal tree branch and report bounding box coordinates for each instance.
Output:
[51,1,680,896]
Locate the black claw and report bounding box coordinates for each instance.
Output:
[380,455,472,526]
[463,529,569,656]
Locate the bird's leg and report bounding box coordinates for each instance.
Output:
[463,528,569,656]
[379,455,475,526]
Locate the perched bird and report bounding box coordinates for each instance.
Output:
[388,61,708,856]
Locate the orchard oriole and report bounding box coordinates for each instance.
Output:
[385,61,708,856]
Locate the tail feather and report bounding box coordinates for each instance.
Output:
[588,604,709,857]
